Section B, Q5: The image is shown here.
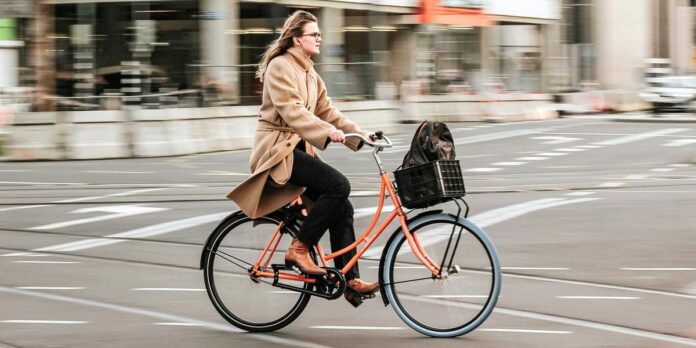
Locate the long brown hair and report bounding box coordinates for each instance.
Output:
[256,10,317,82]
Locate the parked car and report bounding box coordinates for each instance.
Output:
[641,75,696,113]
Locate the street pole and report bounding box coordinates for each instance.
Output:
[34,0,54,111]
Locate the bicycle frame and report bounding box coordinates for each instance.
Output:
[250,148,441,285]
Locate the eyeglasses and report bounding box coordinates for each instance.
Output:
[299,32,322,40]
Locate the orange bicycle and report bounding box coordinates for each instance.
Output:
[200,132,501,337]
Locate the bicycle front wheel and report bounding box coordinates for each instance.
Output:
[202,214,312,332]
[382,214,501,337]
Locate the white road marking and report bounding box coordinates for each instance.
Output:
[15,287,84,290]
[354,206,395,219]
[661,139,696,147]
[565,192,595,196]
[132,288,205,292]
[598,182,625,187]
[10,261,79,264]
[34,212,228,252]
[669,163,690,167]
[153,322,204,326]
[455,128,550,145]
[516,157,548,161]
[31,204,167,230]
[1,252,48,257]
[0,205,52,212]
[0,170,31,172]
[53,188,167,203]
[576,145,602,149]
[422,295,489,298]
[363,197,600,258]
[310,326,405,330]
[465,167,503,172]
[0,286,329,348]
[84,170,153,174]
[402,295,696,346]
[650,168,674,172]
[491,162,525,166]
[1,320,87,324]
[480,328,572,334]
[502,267,570,270]
[556,296,640,300]
[620,268,695,271]
[535,152,568,156]
[197,171,250,176]
[555,148,585,152]
[623,175,650,180]
[350,191,382,197]
[531,136,580,144]
[0,181,85,185]
[594,128,689,146]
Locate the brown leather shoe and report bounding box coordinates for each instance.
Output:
[284,238,326,276]
[344,278,379,308]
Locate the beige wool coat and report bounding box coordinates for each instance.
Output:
[227,47,365,218]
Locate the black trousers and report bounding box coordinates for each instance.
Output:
[287,148,360,280]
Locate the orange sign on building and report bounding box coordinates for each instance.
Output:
[418,0,493,26]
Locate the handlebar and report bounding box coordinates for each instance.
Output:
[344,132,393,149]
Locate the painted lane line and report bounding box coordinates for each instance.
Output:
[465,168,503,172]
[10,261,79,264]
[363,197,600,258]
[623,175,650,180]
[84,170,153,174]
[15,287,84,290]
[401,295,696,346]
[565,192,595,196]
[132,288,205,292]
[555,148,585,152]
[535,152,568,156]
[455,128,551,145]
[650,168,674,172]
[505,273,696,300]
[310,326,405,330]
[594,128,689,146]
[1,320,88,324]
[153,322,204,326]
[31,205,168,230]
[0,286,329,348]
[502,267,570,270]
[0,181,86,185]
[34,212,229,252]
[480,328,572,334]
[350,191,382,197]
[598,182,625,188]
[354,206,395,220]
[422,295,489,298]
[621,268,695,271]
[491,162,526,166]
[531,136,580,144]
[53,187,168,203]
[0,205,52,212]
[516,157,548,161]
[1,252,48,257]
[0,170,31,172]
[576,145,602,149]
[662,139,696,147]
[556,296,640,300]
[669,164,690,167]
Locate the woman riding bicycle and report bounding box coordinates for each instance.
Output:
[227,10,378,306]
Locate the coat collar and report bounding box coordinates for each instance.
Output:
[286,46,314,72]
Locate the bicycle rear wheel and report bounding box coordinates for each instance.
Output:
[382,214,501,337]
[202,213,312,332]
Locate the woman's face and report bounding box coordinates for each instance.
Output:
[296,21,322,57]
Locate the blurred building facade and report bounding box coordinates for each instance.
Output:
[561,0,696,90]
[3,0,693,111]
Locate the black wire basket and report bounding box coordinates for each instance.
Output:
[393,160,466,209]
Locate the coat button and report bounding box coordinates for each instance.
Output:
[286,142,291,147]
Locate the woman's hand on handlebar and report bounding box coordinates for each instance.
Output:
[328,129,346,143]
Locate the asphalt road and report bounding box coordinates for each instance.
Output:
[1,115,695,348]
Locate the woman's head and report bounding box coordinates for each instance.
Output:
[256,10,320,82]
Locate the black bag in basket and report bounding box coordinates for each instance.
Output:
[402,121,456,169]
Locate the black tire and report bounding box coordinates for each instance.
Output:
[381,214,501,337]
[202,214,311,332]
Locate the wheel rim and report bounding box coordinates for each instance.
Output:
[385,219,499,336]
[204,216,310,330]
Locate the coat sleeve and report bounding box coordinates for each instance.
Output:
[315,74,367,151]
[265,58,336,150]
